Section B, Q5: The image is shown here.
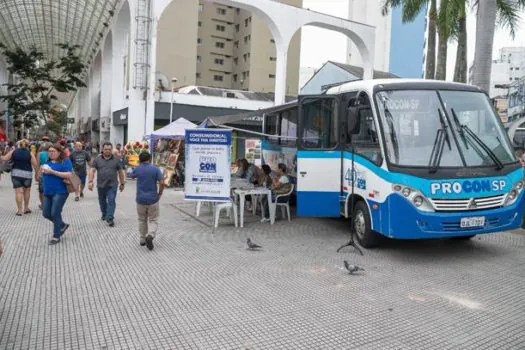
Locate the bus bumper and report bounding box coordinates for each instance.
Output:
[372,193,525,239]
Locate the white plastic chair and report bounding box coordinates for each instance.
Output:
[272,184,294,222]
[214,201,238,228]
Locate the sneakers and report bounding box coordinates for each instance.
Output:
[61,223,70,234]
[101,215,106,221]
[75,197,79,201]
[48,238,60,245]
[140,240,146,246]
[145,235,154,250]
[260,217,270,223]
[107,219,115,227]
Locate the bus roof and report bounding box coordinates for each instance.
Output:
[325,78,484,96]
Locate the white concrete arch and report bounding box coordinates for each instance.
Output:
[111,0,131,144]
[100,31,113,142]
[210,0,376,104]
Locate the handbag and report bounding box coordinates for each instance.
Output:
[0,159,13,173]
[64,173,81,193]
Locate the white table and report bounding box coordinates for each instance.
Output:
[233,187,274,228]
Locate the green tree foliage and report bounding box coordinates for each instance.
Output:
[0,43,86,133]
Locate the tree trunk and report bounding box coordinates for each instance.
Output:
[425,0,437,79]
[471,0,497,92]
[435,30,448,80]
[454,8,467,83]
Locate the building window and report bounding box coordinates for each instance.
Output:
[216,7,226,15]
[511,67,514,71]
[214,75,223,81]
[235,24,239,32]
[234,41,239,48]
[243,53,250,62]
[216,25,225,32]
[510,78,513,81]
[215,42,225,48]
[197,38,201,45]
[515,78,519,80]
[270,57,276,61]
[245,18,249,27]
[243,35,251,44]
[197,55,201,62]
[517,67,520,71]
[242,71,247,79]
[233,57,238,65]
[236,8,240,15]
[269,74,275,78]
[196,73,201,78]
[198,4,203,12]
[198,21,202,27]
[270,39,275,43]
[214,58,224,65]
[233,74,237,82]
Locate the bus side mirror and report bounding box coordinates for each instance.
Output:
[347,107,360,135]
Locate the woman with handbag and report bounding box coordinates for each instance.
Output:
[1,139,38,216]
[40,144,73,245]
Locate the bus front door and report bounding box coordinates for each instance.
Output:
[297,95,341,217]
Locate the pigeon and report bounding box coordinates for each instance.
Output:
[344,260,364,274]
[246,238,262,250]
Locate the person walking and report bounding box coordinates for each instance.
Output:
[130,152,164,250]
[36,142,51,209]
[88,142,125,227]
[40,144,73,245]
[1,139,38,216]
[70,141,92,201]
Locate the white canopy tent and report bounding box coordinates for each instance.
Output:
[147,117,197,141]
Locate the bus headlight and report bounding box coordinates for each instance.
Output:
[505,179,525,206]
[413,196,424,207]
[392,184,434,212]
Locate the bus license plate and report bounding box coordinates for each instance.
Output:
[460,216,485,228]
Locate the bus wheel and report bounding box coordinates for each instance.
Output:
[353,201,381,248]
[452,235,477,240]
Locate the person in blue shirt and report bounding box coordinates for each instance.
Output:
[36,142,51,209]
[40,144,73,245]
[130,151,164,250]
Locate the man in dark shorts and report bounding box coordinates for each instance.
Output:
[70,141,92,201]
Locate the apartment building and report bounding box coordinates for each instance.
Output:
[156,0,302,96]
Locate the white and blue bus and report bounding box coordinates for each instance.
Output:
[260,79,525,247]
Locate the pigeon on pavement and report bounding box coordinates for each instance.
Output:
[247,238,262,250]
[344,260,364,274]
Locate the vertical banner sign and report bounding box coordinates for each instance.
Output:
[184,129,232,201]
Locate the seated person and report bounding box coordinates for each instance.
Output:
[234,159,245,177]
[261,163,292,223]
[258,164,273,188]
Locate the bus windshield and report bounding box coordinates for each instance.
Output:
[375,90,516,168]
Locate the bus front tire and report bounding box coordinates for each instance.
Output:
[353,201,381,248]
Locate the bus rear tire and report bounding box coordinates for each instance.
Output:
[452,235,476,240]
[353,201,381,248]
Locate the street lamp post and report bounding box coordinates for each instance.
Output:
[169,77,178,124]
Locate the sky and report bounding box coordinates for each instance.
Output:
[300,0,525,81]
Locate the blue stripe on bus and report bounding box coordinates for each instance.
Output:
[296,191,340,217]
[297,150,341,159]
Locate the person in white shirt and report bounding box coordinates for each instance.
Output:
[261,163,291,223]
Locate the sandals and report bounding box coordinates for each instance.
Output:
[24,209,32,214]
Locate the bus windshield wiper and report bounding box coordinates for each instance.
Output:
[450,108,504,170]
[428,108,451,173]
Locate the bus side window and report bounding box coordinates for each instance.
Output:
[301,98,338,149]
[350,109,382,165]
[266,113,279,144]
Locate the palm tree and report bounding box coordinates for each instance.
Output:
[453,1,467,83]
[382,0,437,79]
[471,0,525,92]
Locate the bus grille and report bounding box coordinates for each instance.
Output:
[429,194,507,212]
[441,217,500,231]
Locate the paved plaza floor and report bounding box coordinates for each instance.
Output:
[0,179,525,349]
